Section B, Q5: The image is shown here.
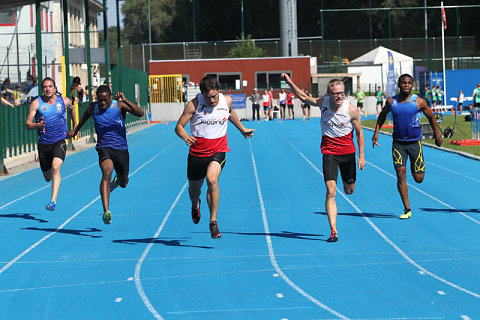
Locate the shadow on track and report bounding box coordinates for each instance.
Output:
[22,227,103,238]
[0,213,48,223]
[113,237,214,249]
[205,230,324,241]
[314,211,397,218]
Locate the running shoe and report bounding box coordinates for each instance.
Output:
[45,201,55,211]
[191,199,201,224]
[103,210,112,224]
[327,231,338,242]
[209,221,221,239]
[110,175,119,192]
[399,209,412,219]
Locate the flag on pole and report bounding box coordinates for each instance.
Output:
[441,3,447,29]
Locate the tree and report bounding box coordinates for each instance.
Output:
[122,0,176,44]
[227,35,266,58]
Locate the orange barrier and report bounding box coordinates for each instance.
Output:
[449,139,480,146]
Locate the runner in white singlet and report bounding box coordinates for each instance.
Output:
[282,73,366,243]
[175,76,255,239]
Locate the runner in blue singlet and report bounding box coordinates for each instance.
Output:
[69,85,144,224]
[25,77,77,211]
[372,74,443,219]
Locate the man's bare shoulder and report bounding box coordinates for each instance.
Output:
[29,98,40,109]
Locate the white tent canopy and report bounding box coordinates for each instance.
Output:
[348,46,414,93]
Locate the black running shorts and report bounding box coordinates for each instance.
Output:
[187,152,226,181]
[322,153,356,184]
[392,140,425,174]
[97,148,130,180]
[38,140,67,172]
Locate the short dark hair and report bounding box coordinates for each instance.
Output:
[398,74,414,82]
[41,77,56,88]
[199,76,220,93]
[96,85,111,96]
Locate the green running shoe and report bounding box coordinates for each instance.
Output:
[103,210,112,224]
[399,209,412,219]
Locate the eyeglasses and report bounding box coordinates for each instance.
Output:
[204,93,218,99]
[330,91,344,96]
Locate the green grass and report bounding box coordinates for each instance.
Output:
[362,113,480,158]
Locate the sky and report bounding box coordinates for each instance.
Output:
[97,0,125,30]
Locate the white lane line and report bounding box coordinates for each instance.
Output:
[366,161,480,225]
[115,298,123,302]
[427,161,480,183]
[248,140,349,320]
[276,293,284,298]
[0,141,179,276]
[168,306,312,315]
[0,162,97,210]
[134,181,187,320]
[437,291,446,295]
[285,138,480,300]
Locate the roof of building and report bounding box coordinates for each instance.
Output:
[351,46,413,65]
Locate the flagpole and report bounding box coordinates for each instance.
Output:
[441,1,447,109]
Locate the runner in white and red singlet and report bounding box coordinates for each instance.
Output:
[175,76,255,239]
[282,73,366,243]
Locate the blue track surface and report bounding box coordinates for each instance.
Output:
[1,119,479,320]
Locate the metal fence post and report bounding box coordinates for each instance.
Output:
[0,106,7,173]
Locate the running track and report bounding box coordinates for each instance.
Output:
[0,119,479,320]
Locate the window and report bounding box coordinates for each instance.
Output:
[256,71,291,90]
[204,73,242,91]
[0,8,15,26]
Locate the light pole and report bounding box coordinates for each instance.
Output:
[241,0,244,39]
[192,0,196,42]
[148,0,152,60]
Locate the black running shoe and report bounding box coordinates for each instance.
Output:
[209,221,221,239]
[327,231,338,242]
[191,199,201,224]
[110,175,119,192]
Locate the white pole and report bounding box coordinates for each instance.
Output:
[441,1,447,108]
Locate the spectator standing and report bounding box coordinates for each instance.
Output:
[287,90,295,120]
[301,88,311,121]
[424,86,432,108]
[375,86,386,117]
[268,87,274,120]
[250,88,261,121]
[473,84,480,109]
[278,88,287,120]
[435,85,443,108]
[262,89,270,121]
[355,87,366,117]
[457,90,464,114]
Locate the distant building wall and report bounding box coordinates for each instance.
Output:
[149,56,312,96]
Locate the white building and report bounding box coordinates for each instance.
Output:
[0,0,102,94]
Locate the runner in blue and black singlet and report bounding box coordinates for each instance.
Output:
[25,77,77,211]
[372,74,443,220]
[69,85,144,224]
